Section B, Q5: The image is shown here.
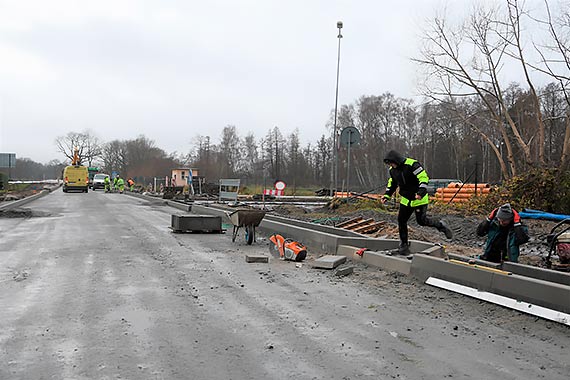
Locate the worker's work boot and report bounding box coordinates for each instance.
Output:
[438,220,453,239]
[397,242,411,256]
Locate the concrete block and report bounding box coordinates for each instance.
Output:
[171,214,222,233]
[411,254,495,291]
[259,219,341,254]
[312,255,347,269]
[363,251,412,275]
[336,245,363,257]
[490,273,570,314]
[502,262,570,287]
[334,265,354,277]
[166,201,192,212]
[421,245,446,258]
[245,255,269,263]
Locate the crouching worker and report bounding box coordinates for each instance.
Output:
[477,203,529,263]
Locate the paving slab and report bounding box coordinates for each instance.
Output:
[312,255,346,269]
[245,255,269,263]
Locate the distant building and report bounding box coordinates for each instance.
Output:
[170,168,199,186]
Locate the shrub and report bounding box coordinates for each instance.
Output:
[504,168,570,214]
[448,168,570,216]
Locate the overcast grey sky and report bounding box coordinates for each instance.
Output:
[0,0,552,164]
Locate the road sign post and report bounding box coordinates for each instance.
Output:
[339,127,361,197]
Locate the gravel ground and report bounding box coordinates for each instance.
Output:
[1,191,569,379]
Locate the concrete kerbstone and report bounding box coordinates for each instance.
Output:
[412,254,570,313]
[411,254,496,291]
[336,245,411,275]
[164,201,192,212]
[0,189,50,211]
[502,262,570,287]
[490,273,570,313]
[366,251,412,275]
[421,245,446,258]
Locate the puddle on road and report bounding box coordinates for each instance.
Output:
[0,208,53,218]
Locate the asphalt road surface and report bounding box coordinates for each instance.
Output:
[0,189,568,380]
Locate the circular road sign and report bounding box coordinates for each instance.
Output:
[340,127,361,146]
[275,181,286,191]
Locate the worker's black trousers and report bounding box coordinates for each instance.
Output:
[398,204,441,245]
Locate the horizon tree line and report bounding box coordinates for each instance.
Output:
[6,1,569,193]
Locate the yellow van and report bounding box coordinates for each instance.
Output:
[62,165,89,193]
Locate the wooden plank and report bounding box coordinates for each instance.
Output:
[336,217,363,228]
[341,222,364,230]
[354,221,385,234]
[344,218,375,230]
[353,226,379,234]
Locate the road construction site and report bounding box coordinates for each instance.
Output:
[0,188,568,379]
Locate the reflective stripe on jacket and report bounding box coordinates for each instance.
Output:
[384,157,429,207]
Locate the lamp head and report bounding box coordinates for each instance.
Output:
[337,21,343,29]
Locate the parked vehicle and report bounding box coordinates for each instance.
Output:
[88,167,101,188]
[62,165,89,193]
[92,173,110,191]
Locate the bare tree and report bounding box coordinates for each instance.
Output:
[414,5,539,178]
[102,140,128,176]
[218,125,241,177]
[501,0,548,165]
[529,0,570,169]
[55,130,102,166]
[262,127,285,180]
[241,132,259,178]
[285,129,301,192]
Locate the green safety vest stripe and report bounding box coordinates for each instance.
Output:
[400,194,429,207]
[405,157,429,184]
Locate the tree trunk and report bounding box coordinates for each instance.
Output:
[560,112,570,171]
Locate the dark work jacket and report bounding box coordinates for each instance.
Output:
[477,208,529,262]
[384,150,429,206]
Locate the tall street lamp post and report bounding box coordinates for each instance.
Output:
[330,21,343,197]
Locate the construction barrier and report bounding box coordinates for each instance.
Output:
[264,189,284,196]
